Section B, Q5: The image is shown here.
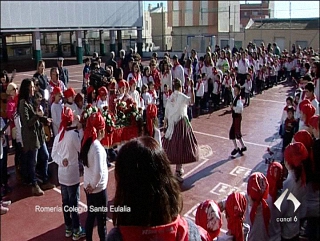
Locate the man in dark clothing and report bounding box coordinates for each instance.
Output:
[57,57,69,87]
[105,51,118,73]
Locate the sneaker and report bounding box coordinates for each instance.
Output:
[32,184,44,196]
[175,171,184,183]
[231,148,240,156]
[41,182,55,190]
[240,146,247,153]
[1,200,11,207]
[65,227,72,238]
[73,227,86,240]
[1,205,9,215]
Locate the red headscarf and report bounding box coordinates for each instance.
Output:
[51,86,62,103]
[195,200,222,240]
[125,81,130,91]
[266,162,283,202]
[225,192,247,241]
[129,77,137,86]
[146,104,157,137]
[98,86,108,97]
[81,111,105,148]
[118,79,126,89]
[284,142,309,186]
[293,130,314,151]
[309,115,319,130]
[64,88,76,99]
[58,106,74,142]
[247,172,270,234]
[299,99,316,125]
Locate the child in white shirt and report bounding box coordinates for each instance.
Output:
[96,86,108,112]
[51,87,64,137]
[241,73,252,106]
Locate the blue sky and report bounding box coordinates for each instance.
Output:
[143,1,320,18]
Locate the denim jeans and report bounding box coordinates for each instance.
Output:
[85,189,107,241]
[0,146,8,185]
[37,142,49,183]
[21,148,37,185]
[61,183,81,232]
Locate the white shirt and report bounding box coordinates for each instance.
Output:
[160,71,173,91]
[266,194,281,241]
[314,78,319,102]
[52,129,81,186]
[281,169,307,239]
[196,80,204,97]
[238,58,250,74]
[164,91,190,140]
[241,80,252,94]
[129,90,141,108]
[13,114,23,146]
[96,98,108,112]
[172,64,185,87]
[232,96,244,114]
[245,203,269,241]
[153,127,162,147]
[142,92,152,106]
[142,75,154,87]
[51,102,63,137]
[84,139,108,194]
[127,73,142,89]
[0,117,7,159]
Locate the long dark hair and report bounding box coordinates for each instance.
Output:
[313,62,320,78]
[17,78,33,111]
[79,137,92,167]
[113,136,183,226]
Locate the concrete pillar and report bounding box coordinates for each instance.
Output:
[137,27,143,57]
[1,34,8,62]
[84,30,90,56]
[117,30,122,57]
[32,31,42,68]
[76,30,83,64]
[57,32,63,57]
[109,30,116,53]
[70,31,76,57]
[99,30,105,56]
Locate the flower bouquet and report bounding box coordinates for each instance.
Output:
[80,104,99,127]
[101,106,117,134]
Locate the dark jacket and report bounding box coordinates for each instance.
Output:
[33,73,49,96]
[58,67,69,87]
[106,58,118,72]
[19,99,47,151]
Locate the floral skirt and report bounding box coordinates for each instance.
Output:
[162,117,199,165]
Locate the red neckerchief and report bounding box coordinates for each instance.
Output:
[215,79,221,92]
[163,90,171,98]
[172,62,180,71]
[151,69,161,91]
[197,79,203,91]
[133,72,139,80]
[49,80,61,88]
[225,76,231,86]
[148,90,156,99]
[232,78,236,87]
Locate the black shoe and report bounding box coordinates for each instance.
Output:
[231,148,240,156]
[240,146,247,152]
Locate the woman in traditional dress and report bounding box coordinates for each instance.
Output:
[162,78,199,182]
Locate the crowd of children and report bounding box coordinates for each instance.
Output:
[0,41,319,240]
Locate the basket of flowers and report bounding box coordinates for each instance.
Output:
[80,104,99,128]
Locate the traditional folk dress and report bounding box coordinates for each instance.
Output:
[162,90,199,165]
[229,94,244,140]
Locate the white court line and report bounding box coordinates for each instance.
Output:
[252,98,284,104]
[182,158,210,179]
[193,131,281,149]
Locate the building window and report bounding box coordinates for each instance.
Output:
[253,39,264,46]
[145,21,148,30]
[296,41,308,50]
[220,40,229,49]
[244,12,247,16]
[252,11,258,16]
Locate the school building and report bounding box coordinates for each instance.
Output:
[244,18,320,51]
[0,1,144,65]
